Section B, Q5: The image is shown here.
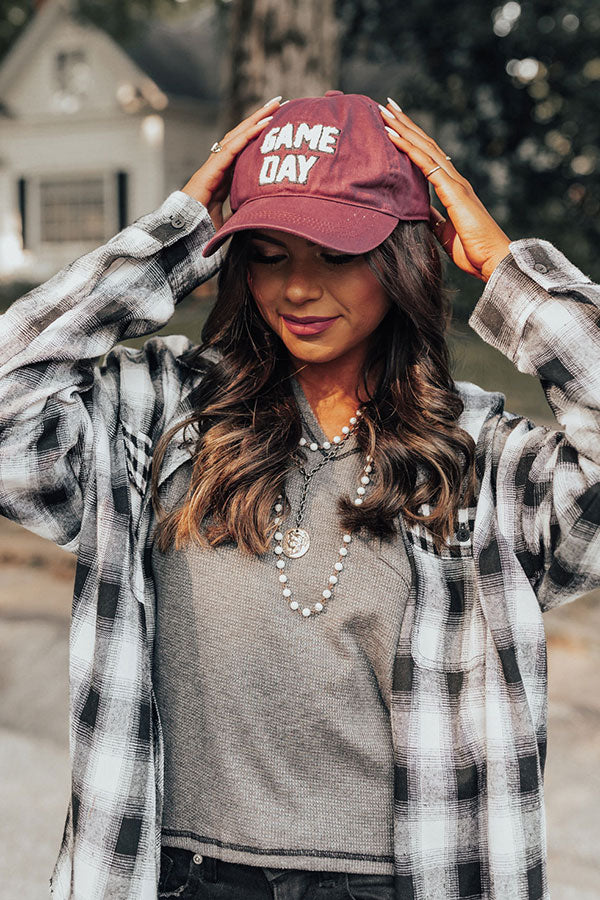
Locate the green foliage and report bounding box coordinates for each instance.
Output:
[73,0,197,44]
[337,0,600,304]
[0,0,32,62]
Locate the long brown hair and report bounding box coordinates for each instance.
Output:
[151,222,475,554]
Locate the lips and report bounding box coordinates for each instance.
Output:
[282,314,338,323]
[281,314,339,336]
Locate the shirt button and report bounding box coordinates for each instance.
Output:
[534,263,548,273]
[456,524,471,543]
[193,854,203,865]
[170,215,185,229]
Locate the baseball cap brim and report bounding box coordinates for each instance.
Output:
[202,195,400,257]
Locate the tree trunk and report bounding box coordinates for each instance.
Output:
[225,0,340,128]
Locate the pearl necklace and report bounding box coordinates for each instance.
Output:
[272,449,374,619]
[298,409,361,452]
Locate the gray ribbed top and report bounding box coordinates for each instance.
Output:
[151,377,411,874]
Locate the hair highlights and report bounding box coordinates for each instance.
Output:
[150,223,475,555]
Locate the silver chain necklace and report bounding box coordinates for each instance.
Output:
[280,408,362,558]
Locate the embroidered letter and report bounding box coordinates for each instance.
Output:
[275,154,298,183]
[259,156,279,184]
[318,126,340,153]
[273,123,294,151]
[260,128,280,154]
[293,123,323,151]
[297,155,319,183]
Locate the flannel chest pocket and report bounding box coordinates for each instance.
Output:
[406,512,486,672]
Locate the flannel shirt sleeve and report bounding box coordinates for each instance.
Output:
[0,191,222,551]
[469,238,600,611]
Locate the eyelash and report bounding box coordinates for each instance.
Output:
[249,251,357,266]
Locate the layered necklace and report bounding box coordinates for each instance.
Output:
[271,405,374,619]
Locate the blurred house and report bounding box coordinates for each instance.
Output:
[0,0,222,280]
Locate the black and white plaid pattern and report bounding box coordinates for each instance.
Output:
[1,191,598,899]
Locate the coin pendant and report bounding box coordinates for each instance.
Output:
[282,528,310,558]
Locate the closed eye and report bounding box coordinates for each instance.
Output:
[249,251,286,264]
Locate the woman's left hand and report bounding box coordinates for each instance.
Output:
[380,100,512,282]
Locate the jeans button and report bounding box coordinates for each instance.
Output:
[193,854,203,865]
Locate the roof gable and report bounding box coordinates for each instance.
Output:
[0,0,169,119]
[0,0,221,118]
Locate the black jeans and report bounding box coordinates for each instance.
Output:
[159,847,395,899]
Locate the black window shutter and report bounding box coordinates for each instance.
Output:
[116,171,128,230]
[18,177,27,249]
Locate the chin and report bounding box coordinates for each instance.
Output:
[284,341,344,363]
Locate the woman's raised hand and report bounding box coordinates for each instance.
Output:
[379,99,512,282]
[181,97,283,231]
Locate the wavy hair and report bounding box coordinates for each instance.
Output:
[150,222,476,554]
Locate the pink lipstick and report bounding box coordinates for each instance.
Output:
[281,315,339,335]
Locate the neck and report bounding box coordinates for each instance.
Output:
[290,351,378,442]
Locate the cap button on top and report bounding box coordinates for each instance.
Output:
[324,90,344,96]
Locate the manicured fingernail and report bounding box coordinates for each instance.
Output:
[384,126,397,136]
[256,116,273,126]
[262,95,282,107]
[378,104,395,119]
[280,99,290,105]
[387,97,402,112]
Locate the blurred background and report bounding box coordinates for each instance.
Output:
[0,0,599,897]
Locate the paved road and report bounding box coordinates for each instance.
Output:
[1,516,598,899]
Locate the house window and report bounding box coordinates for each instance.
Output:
[55,50,90,96]
[40,177,106,242]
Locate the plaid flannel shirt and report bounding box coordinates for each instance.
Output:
[1,191,599,900]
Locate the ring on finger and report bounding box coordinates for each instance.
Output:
[426,164,443,178]
[210,141,224,153]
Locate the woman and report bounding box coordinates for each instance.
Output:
[0,91,598,900]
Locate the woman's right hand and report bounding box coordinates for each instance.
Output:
[181,97,282,231]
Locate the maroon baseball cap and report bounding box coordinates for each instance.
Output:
[202,91,431,257]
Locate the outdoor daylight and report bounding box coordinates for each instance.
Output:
[0,1,599,899]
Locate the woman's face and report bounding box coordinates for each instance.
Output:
[246,230,391,368]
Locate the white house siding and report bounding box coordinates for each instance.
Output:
[0,0,217,281]
[0,115,164,279]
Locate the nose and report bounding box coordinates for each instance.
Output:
[284,262,324,305]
